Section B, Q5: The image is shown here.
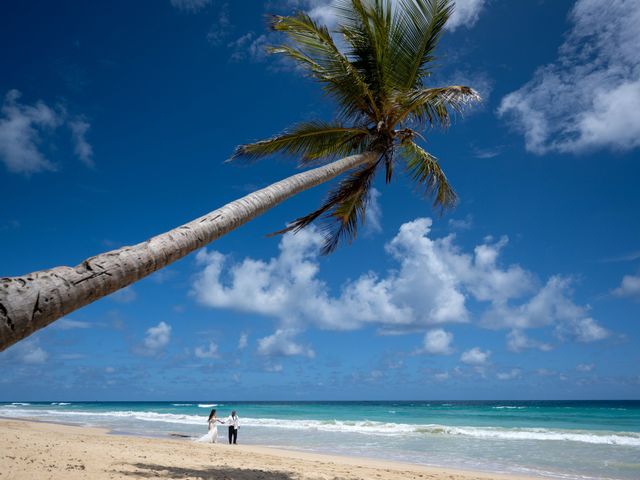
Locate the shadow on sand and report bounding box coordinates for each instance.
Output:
[115,462,303,480]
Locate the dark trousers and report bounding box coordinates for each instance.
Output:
[228,426,237,444]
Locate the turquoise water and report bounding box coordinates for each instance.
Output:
[2,401,639,479]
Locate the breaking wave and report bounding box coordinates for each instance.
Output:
[1,406,638,447]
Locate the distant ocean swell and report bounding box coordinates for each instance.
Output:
[2,407,639,447]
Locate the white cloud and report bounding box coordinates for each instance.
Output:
[193,218,606,347]
[238,332,248,349]
[0,89,94,174]
[576,363,595,373]
[195,341,220,359]
[257,329,315,358]
[460,347,490,365]
[506,329,552,353]
[170,0,211,12]
[446,0,486,31]
[193,219,470,332]
[4,339,49,365]
[496,368,521,381]
[498,0,640,154]
[613,275,640,301]
[68,118,94,167]
[483,276,609,343]
[420,328,454,355]
[136,321,171,356]
[53,318,92,330]
[228,32,270,63]
[364,188,382,235]
[0,90,60,174]
[564,317,609,343]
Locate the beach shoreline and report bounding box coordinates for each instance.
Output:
[0,418,539,480]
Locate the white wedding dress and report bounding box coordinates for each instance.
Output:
[197,419,219,443]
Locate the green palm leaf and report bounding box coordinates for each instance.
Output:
[231,122,371,163]
[401,140,456,208]
[231,0,479,253]
[269,12,379,120]
[395,85,481,128]
[270,160,380,254]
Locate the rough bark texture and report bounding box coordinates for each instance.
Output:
[0,152,377,351]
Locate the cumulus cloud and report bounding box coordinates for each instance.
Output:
[613,275,640,301]
[483,276,609,343]
[419,328,454,355]
[194,341,220,359]
[460,347,490,365]
[170,0,211,12]
[257,329,315,358]
[136,322,172,356]
[193,217,607,348]
[498,0,640,154]
[0,90,94,174]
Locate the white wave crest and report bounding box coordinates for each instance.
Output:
[197,404,218,408]
[51,402,71,406]
[172,404,194,407]
[1,407,638,447]
[420,425,640,447]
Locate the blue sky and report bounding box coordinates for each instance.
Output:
[1,0,639,401]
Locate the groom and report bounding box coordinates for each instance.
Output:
[226,410,239,444]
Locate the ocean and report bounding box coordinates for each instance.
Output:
[1,400,639,479]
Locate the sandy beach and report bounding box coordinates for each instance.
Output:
[0,418,537,480]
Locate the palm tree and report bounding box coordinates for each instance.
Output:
[0,0,479,351]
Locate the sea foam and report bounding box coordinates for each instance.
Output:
[1,406,638,447]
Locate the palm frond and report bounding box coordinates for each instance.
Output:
[230,122,370,163]
[336,0,392,105]
[393,0,453,88]
[269,13,379,120]
[401,140,456,209]
[394,85,481,128]
[271,160,380,254]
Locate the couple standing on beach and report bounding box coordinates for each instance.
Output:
[202,408,239,444]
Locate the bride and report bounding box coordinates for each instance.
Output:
[197,408,224,443]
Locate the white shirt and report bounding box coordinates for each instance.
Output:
[226,415,239,429]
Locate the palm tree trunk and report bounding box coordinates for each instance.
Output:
[0,152,377,351]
